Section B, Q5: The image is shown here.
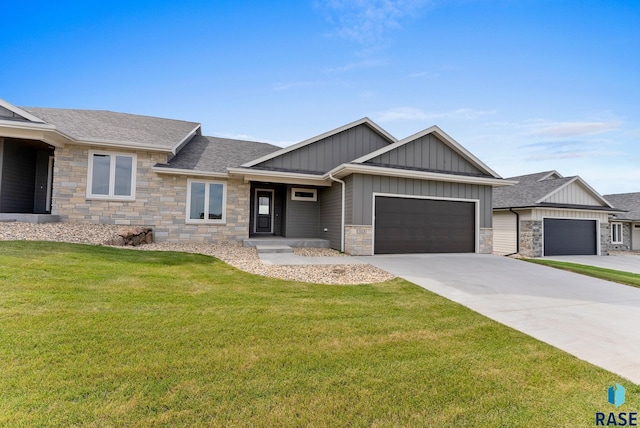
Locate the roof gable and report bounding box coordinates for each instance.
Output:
[244,118,396,174]
[0,98,47,123]
[494,171,613,209]
[354,125,501,178]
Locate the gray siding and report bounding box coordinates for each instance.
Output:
[284,185,320,238]
[257,124,390,173]
[350,174,492,227]
[0,140,37,213]
[366,134,484,175]
[319,183,342,249]
[344,175,354,225]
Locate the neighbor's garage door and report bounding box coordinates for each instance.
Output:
[374,196,475,254]
[543,218,597,256]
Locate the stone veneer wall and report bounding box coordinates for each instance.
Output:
[344,225,373,255]
[519,220,542,257]
[479,228,493,254]
[601,222,631,254]
[52,144,250,243]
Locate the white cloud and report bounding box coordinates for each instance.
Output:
[527,120,621,138]
[315,0,433,44]
[374,106,496,122]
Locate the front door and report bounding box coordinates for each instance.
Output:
[255,190,273,233]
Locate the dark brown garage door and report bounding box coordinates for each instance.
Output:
[543,218,597,256]
[374,196,475,254]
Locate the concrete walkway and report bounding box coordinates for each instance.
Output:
[361,253,640,384]
[544,255,640,274]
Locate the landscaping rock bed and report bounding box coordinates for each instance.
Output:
[0,222,395,285]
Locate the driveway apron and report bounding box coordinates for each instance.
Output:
[361,253,640,384]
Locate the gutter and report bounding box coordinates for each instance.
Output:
[328,173,346,253]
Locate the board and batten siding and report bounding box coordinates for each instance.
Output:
[255,124,390,173]
[529,209,609,223]
[349,174,492,227]
[493,211,518,255]
[319,183,342,250]
[284,186,320,239]
[365,133,484,175]
[542,181,604,206]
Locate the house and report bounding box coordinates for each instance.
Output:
[602,192,640,252]
[0,98,513,255]
[492,171,622,257]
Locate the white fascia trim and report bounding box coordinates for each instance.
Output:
[240,117,397,167]
[171,124,201,155]
[0,99,46,123]
[227,167,332,187]
[535,176,614,207]
[152,166,229,178]
[0,119,56,131]
[325,163,516,187]
[352,125,502,179]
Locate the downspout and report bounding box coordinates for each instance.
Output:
[506,208,520,255]
[328,174,346,253]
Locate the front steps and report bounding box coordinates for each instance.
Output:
[243,238,330,249]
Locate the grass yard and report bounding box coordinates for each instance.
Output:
[524,258,640,289]
[0,241,638,427]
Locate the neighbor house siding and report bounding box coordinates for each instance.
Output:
[493,210,518,255]
[284,185,320,239]
[349,174,493,227]
[53,144,250,243]
[530,209,609,222]
[542,182,604,206]
[256,124,390,173]
[365,133,484,175]
[319,183,342,250]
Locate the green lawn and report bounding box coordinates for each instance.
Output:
[524,258,640,288]
[0,241,637,427]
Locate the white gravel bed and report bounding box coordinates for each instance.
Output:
[0,222,395,285]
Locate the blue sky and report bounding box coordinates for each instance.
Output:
[1,0,638,193]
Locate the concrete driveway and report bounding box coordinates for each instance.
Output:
[544,255,640,274]
[361,253,640,384]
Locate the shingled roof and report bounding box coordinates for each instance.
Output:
[604,193,640,221]
[21,107,199,151]
[158,135,281,174]
[493,170,614,210]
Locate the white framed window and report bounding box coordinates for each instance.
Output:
[291,187,317,201]
[86,151,137,200]
[186,179,227,224]
[612,223,623,244]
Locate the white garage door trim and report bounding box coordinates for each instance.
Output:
[542,216,601,256]
[371,192,480,256]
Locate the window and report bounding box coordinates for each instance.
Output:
[291,187,317,201]
[87,151,136,200]
[186,180,226,223]
[612,223,623,244]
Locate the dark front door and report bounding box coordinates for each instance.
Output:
[374,196,476,254]
[255,190,273,233]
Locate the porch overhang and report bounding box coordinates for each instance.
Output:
[227,167,331,187]
[0,121,70,148]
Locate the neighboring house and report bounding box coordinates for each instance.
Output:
[603,193,640,251]
[0,98,513,255]
[492,171,622,257]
